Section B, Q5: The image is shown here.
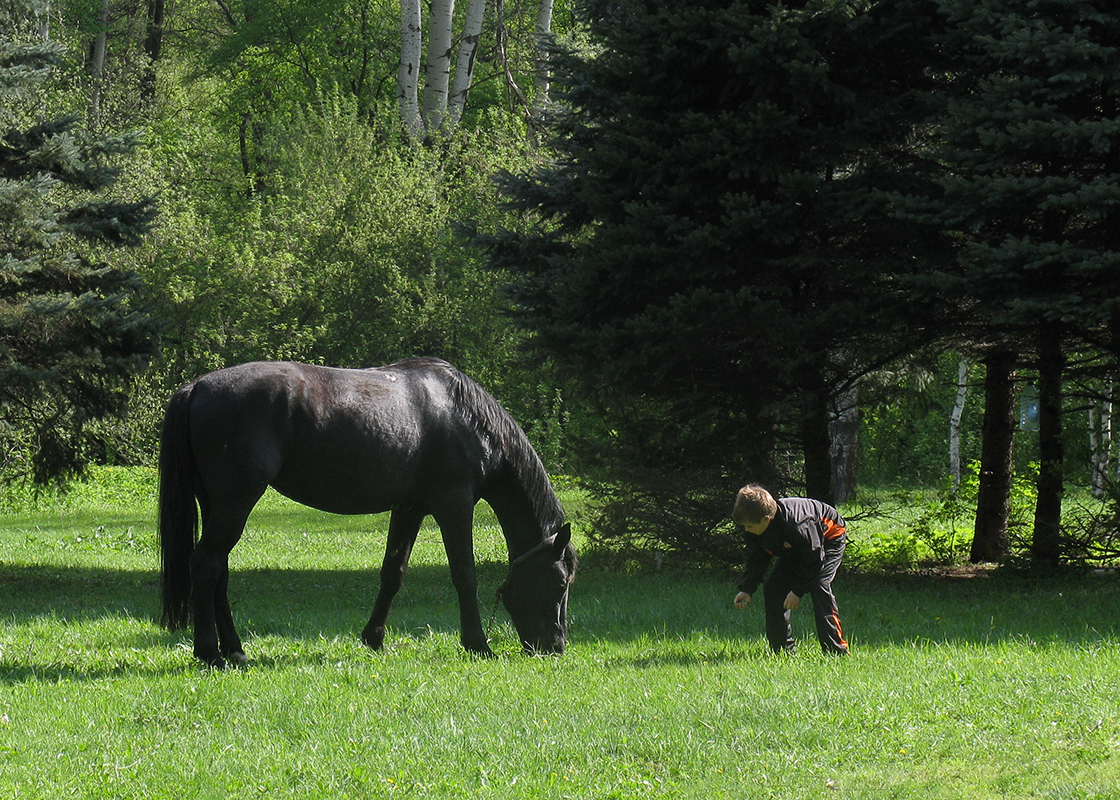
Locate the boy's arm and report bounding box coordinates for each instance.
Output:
[736,543,772,596]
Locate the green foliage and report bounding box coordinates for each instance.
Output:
[142,95,437,372]
[487,0,945,547]
[0,0,161,487]
[119,87,588,468]
[898,0,1120,350]
[845,463,1045,571]
[908,461,1037,564]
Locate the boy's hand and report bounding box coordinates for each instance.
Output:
[733,592,751,608]
[783,592,801,610]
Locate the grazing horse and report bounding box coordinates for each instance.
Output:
[158,358,576,667]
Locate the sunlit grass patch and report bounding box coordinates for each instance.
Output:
[2,470,1119,798]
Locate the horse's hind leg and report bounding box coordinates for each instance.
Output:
[214,563,247,665]
[362,505,424,650]
[192,500,258,668]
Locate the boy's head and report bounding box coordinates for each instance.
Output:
[733,484,777,535]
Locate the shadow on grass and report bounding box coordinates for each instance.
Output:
[2,557,1119,680]
[0,560,519,682]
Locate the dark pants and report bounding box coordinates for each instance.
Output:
[762,537,848,655]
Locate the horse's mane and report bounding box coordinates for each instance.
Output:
[411,358,565,533]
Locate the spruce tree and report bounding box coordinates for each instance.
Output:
[1,1,161,486]
[901,1,1120,564]
[485,0,940,559]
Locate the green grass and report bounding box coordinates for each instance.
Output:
[2,468,1119,798]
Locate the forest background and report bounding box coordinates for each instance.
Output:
[3,0,1120,570]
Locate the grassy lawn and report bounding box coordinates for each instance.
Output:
[1,468,1118,798]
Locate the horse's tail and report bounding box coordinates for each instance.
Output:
[159,383,199,631]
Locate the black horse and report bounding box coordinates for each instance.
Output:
[158,358,576,668]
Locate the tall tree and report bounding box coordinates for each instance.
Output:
[485,0,941,555]
[421,0,455,131]
[0,0,161,485]
[447,0,487,128]
[904,0,1120,565]
[140,0,165,104]
[398,0,424,137]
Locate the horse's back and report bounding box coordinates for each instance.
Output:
[184,360,486,515]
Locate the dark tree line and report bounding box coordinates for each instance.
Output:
[1,0,160,486]
[5,0,1120,572]
[486,0,1120,566]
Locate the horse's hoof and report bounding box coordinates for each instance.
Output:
[362,626,385,650]
[227,651,249,667]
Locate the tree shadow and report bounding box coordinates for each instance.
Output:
[0,559,520,682]
[567,555,1120,655]
[2,558,1117,681]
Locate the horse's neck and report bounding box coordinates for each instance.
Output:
[482,464,561,558]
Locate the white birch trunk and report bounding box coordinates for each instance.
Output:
[1091,383,1112,498]
[398,0,423,140]
[422,0,455,133]
[447,0,487,129]
[1103,386,1112,492]
[949,355,969,492]
[1090,406,1102,497]
[532,0,555,110]
[38,0,51,41]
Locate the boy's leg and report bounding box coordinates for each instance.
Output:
[810,538,849,655]
[762,559,796,654]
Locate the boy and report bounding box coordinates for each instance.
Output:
[732,484,849,655]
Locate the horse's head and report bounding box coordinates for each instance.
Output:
[501,523,577,655]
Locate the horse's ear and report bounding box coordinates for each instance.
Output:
[553,522,572,552]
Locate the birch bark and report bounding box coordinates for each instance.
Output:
[422,0,455,132]
[949,355,969,493]
[398,0,423,140]
[1090,385,1111,498]
[533,0,554,109]
[447,0,487,128]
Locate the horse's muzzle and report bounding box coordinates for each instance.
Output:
[523,632,566,655]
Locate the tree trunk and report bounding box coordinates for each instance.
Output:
[1032,320,1064,566]
[532,0,555,110]
[37,0,51,41]
[494,0,529,113]
[1090,383,1111,498]
[829,384,858,504]
[949,355,969,492]
[422,0,455,133]
[447,0,487,129]
[398,0,423,140]
[801,372,834,504]
[140,0,165,105]
[89,0,110,130]
[971,349,1015,563]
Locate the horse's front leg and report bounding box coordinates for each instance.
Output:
[362,506,424,651]
[435,505,492,657]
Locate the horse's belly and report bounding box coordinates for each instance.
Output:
[269,465,406,515]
